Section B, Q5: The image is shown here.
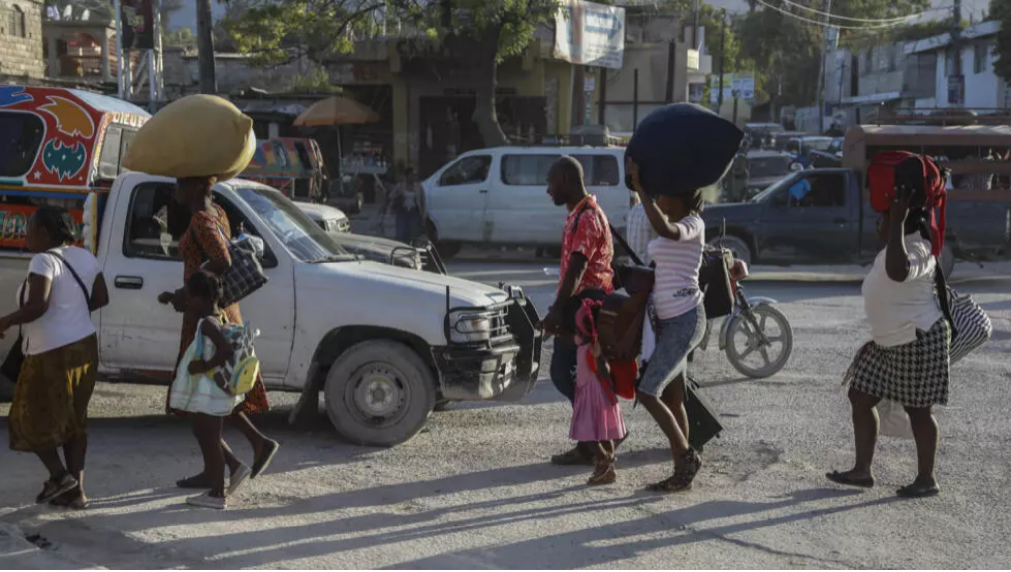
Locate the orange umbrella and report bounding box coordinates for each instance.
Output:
[294,96,380,126]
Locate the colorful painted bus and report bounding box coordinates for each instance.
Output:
[242,137,328,203]
[0,85,150,253]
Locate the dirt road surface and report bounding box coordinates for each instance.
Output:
[1,261,1009,569]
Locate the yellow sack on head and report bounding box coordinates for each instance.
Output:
[122,94,256,181]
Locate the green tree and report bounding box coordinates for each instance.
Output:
[994,0,1011,83]
[223,0,562,146]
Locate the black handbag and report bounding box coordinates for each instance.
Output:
[1,281,26,383]
[699,247,735,319]
[194,222,269,308]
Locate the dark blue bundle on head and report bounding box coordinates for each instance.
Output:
[626,103,744,196]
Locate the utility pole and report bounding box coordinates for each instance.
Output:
[692,0,699,48]
[665,40,676,103]
[950,0,963,106]
[717,9,726,108]
[196,0,217,94]
[816,0,833,134]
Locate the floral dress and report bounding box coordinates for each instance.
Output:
[166,205,270,415]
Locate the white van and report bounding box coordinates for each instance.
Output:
[423,147,633,257]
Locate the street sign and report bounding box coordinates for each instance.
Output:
[584,77,596,92]
[554,0,626,69]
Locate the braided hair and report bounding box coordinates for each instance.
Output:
[31,205,77,244]
[186,270,224,306]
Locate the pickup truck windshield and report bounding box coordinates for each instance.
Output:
[235,186,352,263]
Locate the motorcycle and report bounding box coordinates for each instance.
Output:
[542,255,793,379]
[697,258,793,379]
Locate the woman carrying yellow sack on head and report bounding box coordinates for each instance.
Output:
[123,94,280,504]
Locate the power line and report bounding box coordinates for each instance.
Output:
[753,0,922,29]
[777,0,931,23]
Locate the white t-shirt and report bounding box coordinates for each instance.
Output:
[17,246,100,355]
[648,215,705,320]
[861,234,943,347]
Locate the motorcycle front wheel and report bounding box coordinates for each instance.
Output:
[725,304,793,379]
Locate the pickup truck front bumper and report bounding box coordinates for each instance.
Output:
[434,287,541,402]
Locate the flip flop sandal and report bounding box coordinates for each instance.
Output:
[36,474,78,505]
[251,440,280,479]
[50,492,90,510]
[897,482,940,498]
[826,471,875,489]
[176,474,213,489]
[646,474,692,493]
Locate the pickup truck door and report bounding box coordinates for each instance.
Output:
[758,172,857,261]
[425,154,493,243]
[97,176,295,385]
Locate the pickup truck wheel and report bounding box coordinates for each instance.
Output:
[324,340,436,447]
[709,235,752,266]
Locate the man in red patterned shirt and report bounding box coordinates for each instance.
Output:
[541,156,615,465]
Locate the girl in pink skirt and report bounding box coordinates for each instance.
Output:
[570,300,627,485]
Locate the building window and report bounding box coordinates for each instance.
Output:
[974,43,989,74]
[6,5,25,38]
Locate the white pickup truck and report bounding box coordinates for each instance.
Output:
[1,173,542,446]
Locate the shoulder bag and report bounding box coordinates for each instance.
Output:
[0,251,91,383]
[192,217,269,308]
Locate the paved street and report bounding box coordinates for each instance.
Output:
[2,260,1011,569]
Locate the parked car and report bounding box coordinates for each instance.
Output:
[294,202,446,273]
[702,162,1006,278]
[423,146,634,258]
[784,136,836,168]
[744,123,786,149]
[767,131,808,151]
[808,137,844,168]
[296,202,352,234]
[743,150,800,195]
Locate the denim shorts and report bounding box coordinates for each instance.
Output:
[638,305,706,397]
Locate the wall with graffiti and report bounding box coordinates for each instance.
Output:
[0,85,148,191]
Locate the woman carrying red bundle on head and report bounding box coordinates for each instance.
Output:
[570,299,627,485]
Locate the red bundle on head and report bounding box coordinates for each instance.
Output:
[868,151,947,256]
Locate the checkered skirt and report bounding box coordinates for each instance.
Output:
[844,318,951,408]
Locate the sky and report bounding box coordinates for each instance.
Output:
[163,0,992,32]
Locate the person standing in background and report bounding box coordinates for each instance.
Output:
[386,167,426,243]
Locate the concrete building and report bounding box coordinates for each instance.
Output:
[824,20,1007,128]
[905,20,1008,110]
[0,0,44,81]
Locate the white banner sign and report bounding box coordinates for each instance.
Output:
[709,73,755,104]
[554,0,626,70]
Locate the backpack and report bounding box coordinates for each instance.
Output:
[867,151,947,256]
[197,320,261,395]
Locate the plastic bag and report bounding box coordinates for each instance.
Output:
[122,94,256,181]
[877,399,913,439]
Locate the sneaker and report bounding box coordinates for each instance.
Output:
[551,445,595,466]
[251,440,280,479]
[186,492,226,510]
[228,464,251,496]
